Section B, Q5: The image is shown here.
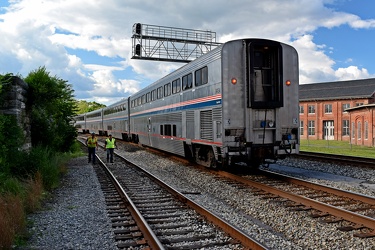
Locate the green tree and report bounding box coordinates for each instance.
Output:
[25,67,77,152]
[75,100,106,114]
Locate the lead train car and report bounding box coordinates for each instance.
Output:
[77,38,299,168]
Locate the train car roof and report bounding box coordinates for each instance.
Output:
[105,97,128,108]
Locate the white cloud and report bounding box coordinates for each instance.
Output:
[334,66,370,80]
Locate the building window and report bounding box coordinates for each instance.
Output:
[308,120,315,135]
[342,120,350,136]
[342,103,350,112]
[365,121,368,140]
[351,122,355,139]
[355,103,364,107]
[357,121,361,140]
[308,105,315,114]
[324,104,332,114]
[299,105,304,114]
[300,121,304,135]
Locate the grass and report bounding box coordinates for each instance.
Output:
[0,194,25,249]
[300,139,375,159]
[0,141,85,249]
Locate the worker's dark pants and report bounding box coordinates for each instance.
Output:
[88,147,96,163]
[106,148,114,163]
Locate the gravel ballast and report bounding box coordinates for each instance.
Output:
[19,157,116,250]
[19,143,375,249]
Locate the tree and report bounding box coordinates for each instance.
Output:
[25,67,77,152]
[75,100,106,114]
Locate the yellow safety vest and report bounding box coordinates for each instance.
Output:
[87,137,97,148]
[105,138,115,148]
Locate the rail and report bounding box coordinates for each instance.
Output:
[295,151,375,168]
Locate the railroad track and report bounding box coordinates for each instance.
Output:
[294,151,375,168]
[78,136,375,247]
[79,138,266,249]
[92,160,163,249]
[205,168,375,238]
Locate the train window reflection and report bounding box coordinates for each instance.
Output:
[195,66,208,86]
[172,79,181,94]
[182,73,192,90]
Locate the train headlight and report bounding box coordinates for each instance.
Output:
[268,121,274,127]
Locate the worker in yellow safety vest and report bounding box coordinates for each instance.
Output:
[86,132,98,164]
[105,134,117,163]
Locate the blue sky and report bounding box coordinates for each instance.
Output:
[1,0,375,105]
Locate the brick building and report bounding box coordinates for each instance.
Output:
[299,78,375,147]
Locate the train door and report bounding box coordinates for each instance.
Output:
[248,41,283,144]
[323,120,334,140]
[248,41,283,109]
[147,117,152,146]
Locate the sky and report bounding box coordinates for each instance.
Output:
[1,0,375,106]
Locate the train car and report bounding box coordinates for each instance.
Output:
[84,108,104,135]
[102,98,131,140]
[128,38,299,168]
[73,114,86,133]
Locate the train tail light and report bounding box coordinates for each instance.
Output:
[286,80,291,86]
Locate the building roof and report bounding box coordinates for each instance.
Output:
[345,103,375,112]
[299,78,375,101]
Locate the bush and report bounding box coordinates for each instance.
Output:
[27,146,61,191]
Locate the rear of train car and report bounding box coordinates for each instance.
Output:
[220,39,299,167]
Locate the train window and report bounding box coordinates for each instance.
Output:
[172,125,176,137]
[165,124,172,136]
[195,66,208,86]
[146,92,150,103]
[137,97,141,106]
[160,125,164,135]
[141,94,146,104]
[164,83,171,97]
[151,89,156,101]
[182,73,192,90]
[172,79,181,94]
[157,86,163,99]
[249,41,283,108]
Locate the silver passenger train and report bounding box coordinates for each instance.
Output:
[75,38,300,168]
